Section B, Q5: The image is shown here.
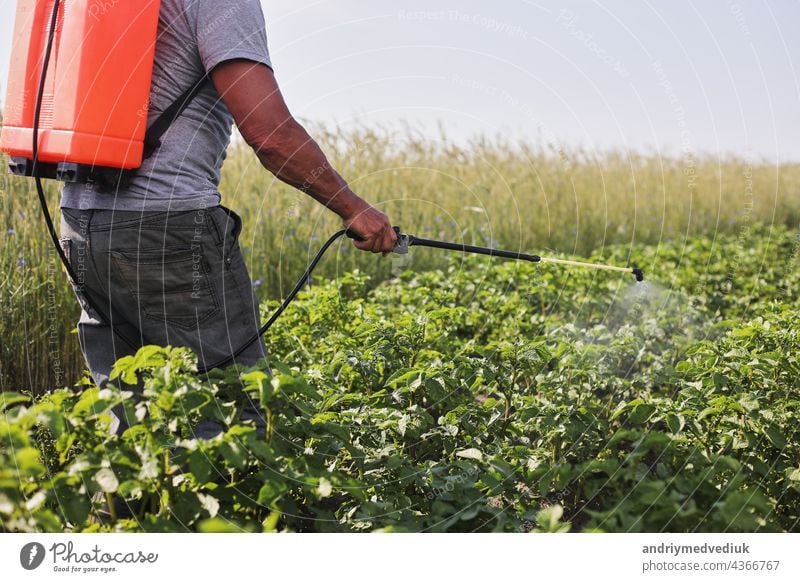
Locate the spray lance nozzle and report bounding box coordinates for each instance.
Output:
[346,226,644,282]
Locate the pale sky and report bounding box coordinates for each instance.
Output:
[1,0,798,161]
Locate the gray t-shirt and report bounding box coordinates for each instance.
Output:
[60,0,272,211]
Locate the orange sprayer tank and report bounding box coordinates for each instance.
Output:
[1,0,161,173]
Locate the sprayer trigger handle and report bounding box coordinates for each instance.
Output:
[393,227,410,255]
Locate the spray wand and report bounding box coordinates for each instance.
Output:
[390,230,645,282]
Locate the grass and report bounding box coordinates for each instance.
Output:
[1,124,799,390]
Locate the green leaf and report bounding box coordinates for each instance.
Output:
[189,450,214,484]
[697,407,722,421]
[242,370,272,405]
[219,441,246,470]
[110,345,170,385]
[61,495,91,525]
[609,400,629,421]
[384,368,419,387]
[665,413,684,434]
[118,480,143,498]
[14,447,44,476]
[110,356,139,385]
[272,372,320,400]
[628,403,656,425]
[197,517,245,533]
[0,392,30,410]
[535,504,570,533]
[258,480,289,506]
[732,326,756,338]
[764,424,787,449]
[262,511,281,532]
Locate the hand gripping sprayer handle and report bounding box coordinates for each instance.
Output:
[345,226,410,253]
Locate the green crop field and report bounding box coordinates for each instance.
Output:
[1,128,799,532]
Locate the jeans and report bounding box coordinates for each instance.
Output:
[59,205,267,439]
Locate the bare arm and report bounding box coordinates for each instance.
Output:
[209,59,397,253]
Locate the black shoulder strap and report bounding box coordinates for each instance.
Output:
[142,73,210,159]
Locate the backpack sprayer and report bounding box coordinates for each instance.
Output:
[1,0,643,376]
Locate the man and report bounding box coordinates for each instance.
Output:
[59,0,397,440]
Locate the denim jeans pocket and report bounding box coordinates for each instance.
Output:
[110,245,220,330]
[214,205,243,263]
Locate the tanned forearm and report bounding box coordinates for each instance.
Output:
[252,118,368,219]
[211,59,397,253]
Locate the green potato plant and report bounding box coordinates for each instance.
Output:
[1,227,798,532]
